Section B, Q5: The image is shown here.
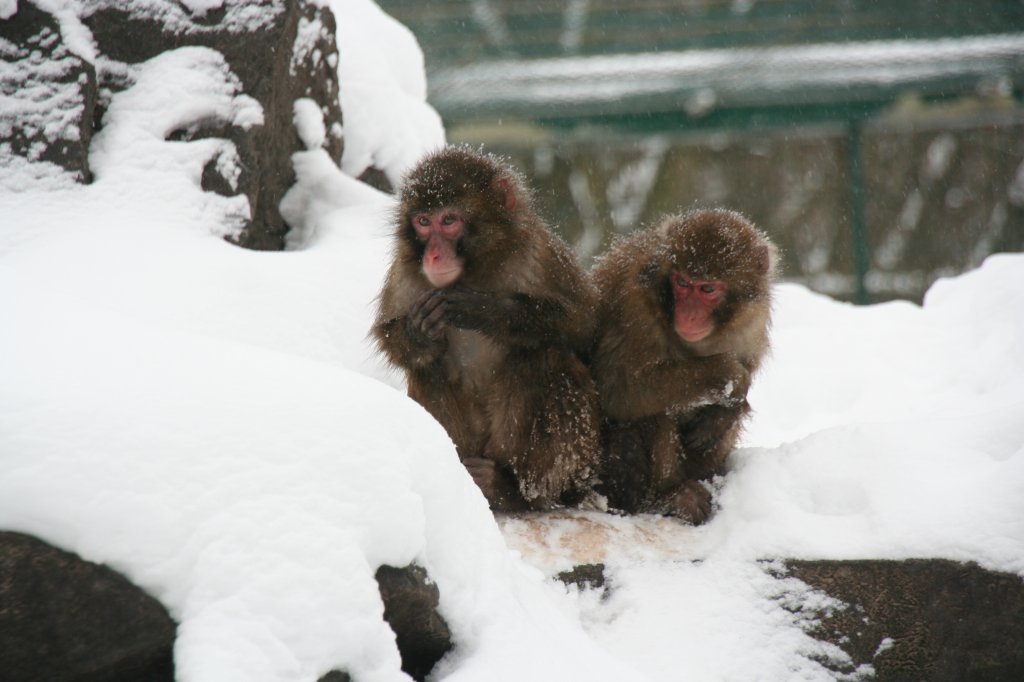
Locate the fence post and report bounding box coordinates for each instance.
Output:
[848,121,870,304]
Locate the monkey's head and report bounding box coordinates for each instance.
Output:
[656,210,777,344]
[397,146,529,288]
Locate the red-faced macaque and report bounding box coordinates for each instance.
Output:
[373,146,601,511]
[590,209,777,524]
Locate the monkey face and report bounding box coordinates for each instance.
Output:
[413,209,466,287]
[671,270,727,342]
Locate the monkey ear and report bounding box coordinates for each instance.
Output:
[637,260,661,289]
[495,178,517,211]
[754,243,777,275]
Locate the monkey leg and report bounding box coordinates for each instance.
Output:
[602,414,689,514]
[407,372,488,458]
[461,457,531,511]
[646,406,746,524]
[649,415,686,493]
[678,402,748,481]
[602,414,721,523]
[600,418,655,513]
[408,372,520,511]
[490,350,601,509]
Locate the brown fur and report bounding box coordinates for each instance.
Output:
[373,146,600,510]
[591,209,777,523]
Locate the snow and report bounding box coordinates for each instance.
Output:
[81,0,286,34]
[328,0,445,187]
[293,97,328,150]
[2,2,1024,682]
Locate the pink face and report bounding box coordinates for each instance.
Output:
[671,271,726,343]
[413,209,465,288]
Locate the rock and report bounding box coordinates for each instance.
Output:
[375,563,453,681]
[502,510,1024,681]
[0,531,176,682]
[0,1,97,187]
[787,559,1024,681]
[357,166,394,194]
[83,0,344,250]
[0,532,453,681]
[556,562,607,592]
[1,0,345,249]
[498,509,703,569]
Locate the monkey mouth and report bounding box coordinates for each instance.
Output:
[674,309,714,342]
[678,327,713,342]
[674,316,714,342]
[423,265,463,288]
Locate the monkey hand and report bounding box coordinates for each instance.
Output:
[680,403,745,459]
[407,289,448,347]
[446,286,567,346]
[705,356,751,406]
[443,285,510,333]
[463,457,530,511]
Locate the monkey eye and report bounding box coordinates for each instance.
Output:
[416,215,431,227]
[441,214,457,225]
[670,271,690,288]
[695,280,726,300]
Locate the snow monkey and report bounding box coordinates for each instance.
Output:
[373,146,601,511]
[590,209,777,524]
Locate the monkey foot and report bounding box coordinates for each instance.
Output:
[658,480,713,525]
[462,457,532,512]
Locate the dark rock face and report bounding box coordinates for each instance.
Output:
[82,0,344,250]
[0,1,97,185]
[357,166,395,194]
[0,533,452,682]
[788,559,1024,682]
[375,564,453,681]
[550,559,1024,680]
[556,562,607,592]
[0,531,176,682]
[1,0,345,250]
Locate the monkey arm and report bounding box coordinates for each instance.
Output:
[443,286,569,348]
[599,354,750,422]
[679,401,749,477]
[373,289,449,370]
[373,317,443,369]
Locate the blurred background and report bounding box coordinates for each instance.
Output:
[376,0,1024,303]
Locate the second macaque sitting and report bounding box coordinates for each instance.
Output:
[590,209,777,524]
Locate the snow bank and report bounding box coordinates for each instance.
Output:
[715,263,1024,572]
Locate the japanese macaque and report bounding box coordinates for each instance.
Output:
[372,146,601,511]
[590,209,777,524]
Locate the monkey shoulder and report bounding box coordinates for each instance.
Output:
[501,228,595,331]
[531,226,591,291]
[375,260,429,320]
